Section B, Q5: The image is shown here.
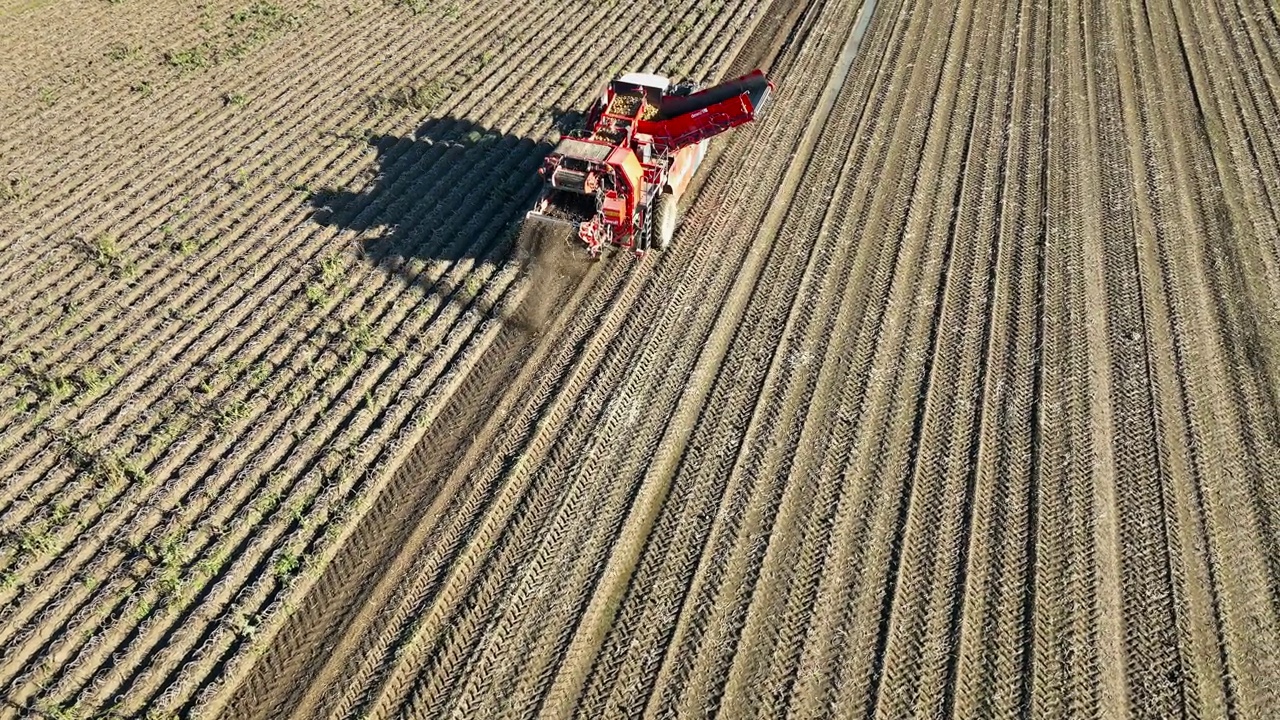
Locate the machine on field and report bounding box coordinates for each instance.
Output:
[524,69,774,256]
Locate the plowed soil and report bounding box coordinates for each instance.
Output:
[2,0,1279,717]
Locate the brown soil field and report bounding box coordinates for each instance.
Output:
[2,0,1279,716]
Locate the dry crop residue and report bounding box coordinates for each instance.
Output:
[2,0,1279,717]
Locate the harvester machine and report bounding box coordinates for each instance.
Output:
[525,69,774,256]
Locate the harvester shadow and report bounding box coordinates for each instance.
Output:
[309,114,607,339]
[308,116,556,269]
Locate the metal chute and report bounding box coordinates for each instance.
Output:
[637,70,772,153]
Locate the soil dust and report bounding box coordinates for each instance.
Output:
[507,219,593,337]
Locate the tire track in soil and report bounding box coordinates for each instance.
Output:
[1029,0,1130,713]
[769,0,976,715]
[949,0,1050,713]
[613,0,901,713]
[632,3,906,716]
[1090,0,1184,711]
[864,0,1020,712]
[1128,0,1280,711]
[1112,0,1234,713]
[1166,0,1280,620]
[833,0,987,711]
[742,0,962,707]
[708,0,924,714]
[571,0,916,712]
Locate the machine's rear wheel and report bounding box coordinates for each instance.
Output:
[653,193,678,250]
[636,206,653,251]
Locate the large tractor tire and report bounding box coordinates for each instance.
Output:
[653,193,678,250]
[635,206,654,251]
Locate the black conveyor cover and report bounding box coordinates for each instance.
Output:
[658,70,771,119]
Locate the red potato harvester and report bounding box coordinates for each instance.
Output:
[525,69,774,256]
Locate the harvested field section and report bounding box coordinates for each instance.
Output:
[3,0,1280,716]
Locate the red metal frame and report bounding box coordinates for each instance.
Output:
[532,70,774,256]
